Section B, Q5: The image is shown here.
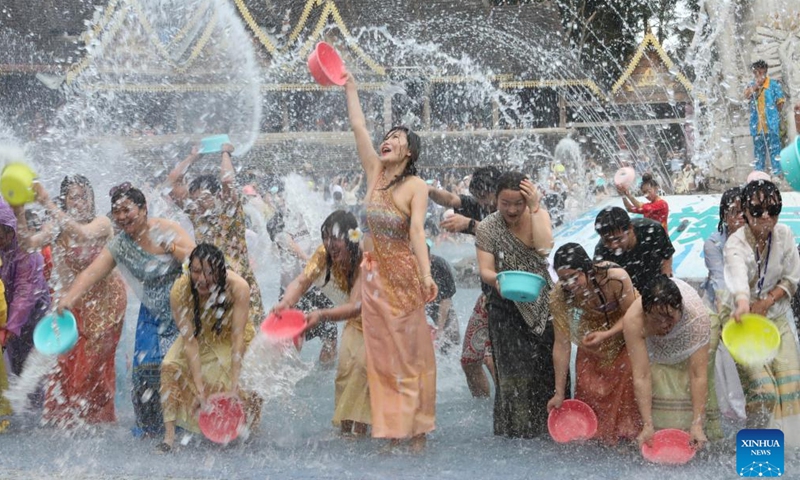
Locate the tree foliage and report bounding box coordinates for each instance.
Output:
[554,0,699,86]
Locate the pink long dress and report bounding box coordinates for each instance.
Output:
[360,172,436,439]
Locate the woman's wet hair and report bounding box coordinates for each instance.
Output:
[751,59,768,71]
[469,166,502,197]
[381,126,421,191]
[494,171,527,196]
[58,174,96,219]
[742,179,782,221]
[320,210,361,292]
[594,206,631,236]
[188,243,229,337]
[110,183,147,210]
[640,173,658,190]
[641,274,682,314]
[717,186,742,233]
[553,243,593,273]
[189,174,222,195]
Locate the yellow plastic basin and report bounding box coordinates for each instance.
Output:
[0,163,36,206]
[722,313,781,366]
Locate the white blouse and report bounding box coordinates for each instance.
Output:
[723,223,800,318]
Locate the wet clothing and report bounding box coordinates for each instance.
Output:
[361,171,436,439]
[160,275,260,434]
[427,254,459,352]
[186,195,265,326]
[724,224,800,446]
[550,272,641,445]
[476,211,555,438]
[107,232,182,434]
[593,218,675,293]
[427,254,456,322]
[0,200,50,376]
[43,244,126,427]
[302,245,370,427]
[646,279,722,439]
[454,195,491,232]
[702,230,747,421]
[747,77,785,174]
[629,198,669,232]
[460,294,491,365]
[454,195,495,364]
[0,280,10,417]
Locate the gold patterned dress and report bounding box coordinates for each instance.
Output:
[361,172,436,439]
[160,275,260,434]
[550,277,641,445]
[43,244,127,426]
[303,245,370,427]
[188,196,265,326]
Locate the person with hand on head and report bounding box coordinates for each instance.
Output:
[273,210,370,438]
[547,243,641,445]
[622,274,721,450]
[475,171,555,438]
[158,243,261,453]
[618,173,669,232]
[723,180,800,445]
[428,166,502,397]
[343,69,437,452]
[57,184,194,437]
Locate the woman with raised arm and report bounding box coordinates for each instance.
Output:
[343,71,437,452]
[14,177,127,427]
[57,184,194,436]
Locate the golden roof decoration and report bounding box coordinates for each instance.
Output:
[67,0,218,84]
[233,0,386,75]
[611,31,693,96]
[500,79,605,99]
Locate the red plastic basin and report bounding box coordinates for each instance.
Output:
[307,42,346,86]
[260,309,307,341]
[547,399,598,443]
[197,393,245,444]
[641,428,696,465]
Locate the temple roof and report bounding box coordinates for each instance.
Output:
[611,30,694,104]
[235,0,579,81]
[1,0,596,95]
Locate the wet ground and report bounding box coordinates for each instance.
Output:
[0,241,792,479]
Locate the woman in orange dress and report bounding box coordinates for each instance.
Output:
[18,177,127,426]
[547,243,641,444]
[343,71,438,452]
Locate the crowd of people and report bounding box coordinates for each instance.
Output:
[0,66,799,462]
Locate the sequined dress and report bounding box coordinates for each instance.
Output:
[360,172,436,439]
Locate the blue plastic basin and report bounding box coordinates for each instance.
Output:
[33,310,79,356]
[199,134,231,154]
[496,271,547,303]
[781,136,800,191]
